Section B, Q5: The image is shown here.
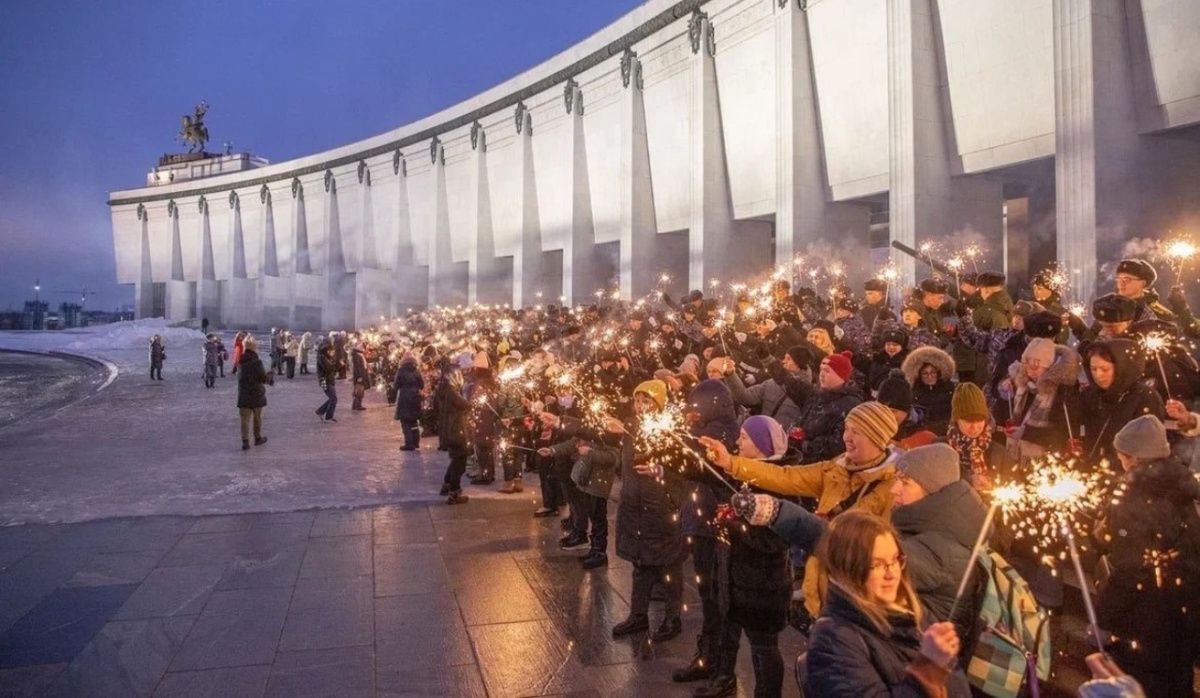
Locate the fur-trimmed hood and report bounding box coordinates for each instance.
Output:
[901,345,956,385]
[1009,344,1080,390]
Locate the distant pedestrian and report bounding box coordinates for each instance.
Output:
[315,343,339,422]
[236,336,273,450]
[149,334,165,381]
[393,355,424,450]
[298,332,312,375]
[201,316,210,335]
[202,334,221,388]
[216,335,227,377]
[232,331,245,374]
[351,342,369,411]
[284,333,299,379]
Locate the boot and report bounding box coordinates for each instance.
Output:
[611,615,649,638]
[446,491,469,505]
[439,483,453,496]
[559,532,588,549]
[242,440,250,451]
[498,479,523,494]
[672,638,715,682]
[581,551,608,569]
[651,616,682,643]
[254,436,268,446]
[692,675,737,698]
[533,507,557,518]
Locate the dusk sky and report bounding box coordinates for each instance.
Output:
[0,0,643,312]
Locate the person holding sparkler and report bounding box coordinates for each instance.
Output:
[1127,319,1200,404]
[958,304,1062,404]
[956,270,1013,385]
[434,359,471,505]
[802,511,971,697]
[1069,293,1138,344]
[996,337,1081,460]
[701,401,902,625]
[860,278,893,330]
[1113,259,1178,323]
[1079,339,1166,467]
[1094,415,1200,697]
[719,351,808,433]
[607,379,687,643]
[1030,269,1071,344]
[392,355,423,451]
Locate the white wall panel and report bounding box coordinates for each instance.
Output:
[643,70,690,232]
[715,28,776,219]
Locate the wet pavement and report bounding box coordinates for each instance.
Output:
[0,496,808,697]
[0,351,110,430]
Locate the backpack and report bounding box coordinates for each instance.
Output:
[966,550,1051,698]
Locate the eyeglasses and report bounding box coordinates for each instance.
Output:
[870,555,906,575]
[1114,275,1139,285]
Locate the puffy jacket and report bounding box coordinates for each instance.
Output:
[722,371,803,431]
[392,361,424,421]
[795,382,863,463]
[1079,338,1165,466]
[435,373,470,449]
[236,349,271,409]
[805,585,972,697]
[891,480,987,646]
[1095,456,1200,669]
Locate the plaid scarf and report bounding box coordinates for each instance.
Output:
[947,424,993,477]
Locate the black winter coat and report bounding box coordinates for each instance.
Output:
[612,430,686,567]
[435,375,470,449]
[1096,457,1200,668]
[316,351,338,385]
[1079,339,1166,467]
[913,380,955,436]
[868,351,908,394]
[392,362,424,421]
[805,585,971,697]
[236,349,271,409]
[892,480,987,651]
[797,383,863,463]
[683,379,740,538]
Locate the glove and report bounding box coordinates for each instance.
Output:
[731,490,781,527]
[1167,285,1189,313]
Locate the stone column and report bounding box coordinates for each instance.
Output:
[687,10,769,290]
[358,162,379,270]
[428,140,469,307]
[222,190,257,328]
[134,204,155,318]
[467,124,511,304]
[774,1,868,265]
[562,79,603,306]
[195,196,220,325]
[511,104,549,309]
[887,0,1003,289]
[390,152,428,314]
[164,200,192,321]
[618,48,659,301]
[324,171,356,329]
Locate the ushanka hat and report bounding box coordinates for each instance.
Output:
[976,271,1006,287]
[1012,300,1046,317]
[1093,293,1138,323]
[1022,310,1063,339]
[1116,259,1157,285]
[920,277,950,294]
[864,278,888,293]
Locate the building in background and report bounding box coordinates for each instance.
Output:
[108,0,1200,330]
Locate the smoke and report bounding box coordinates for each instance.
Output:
[1097,234,1158,284]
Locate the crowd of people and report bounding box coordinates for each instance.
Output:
[158,253,1200,697]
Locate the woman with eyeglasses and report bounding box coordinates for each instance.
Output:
[804,510,970,697]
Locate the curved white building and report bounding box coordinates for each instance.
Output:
[109,0,1200,330]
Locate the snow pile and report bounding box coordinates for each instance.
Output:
[62,318,206,353]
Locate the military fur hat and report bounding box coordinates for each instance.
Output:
[1022,310,1062,339]
[1116,259,1157,285]
[1092,293,1138,323]
[863,278,888,293]
[919,277,949,294]
[976,271,1006,287]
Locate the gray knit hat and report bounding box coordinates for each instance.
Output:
[896,443,960,495]
[1112,415,1171,460]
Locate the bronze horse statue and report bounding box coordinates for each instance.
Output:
[178,101,209,153]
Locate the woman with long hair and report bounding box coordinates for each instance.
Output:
[804,510,969,697]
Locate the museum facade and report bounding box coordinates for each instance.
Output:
[108,0,1200,330]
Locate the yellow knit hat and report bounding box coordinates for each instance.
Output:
[844,401,899,451]
[633,380,668,409]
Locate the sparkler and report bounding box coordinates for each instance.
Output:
[637,405,739,494]
[1161,238,1197,285]
[1139,331,1175,396]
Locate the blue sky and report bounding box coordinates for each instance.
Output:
[0,0,643,312]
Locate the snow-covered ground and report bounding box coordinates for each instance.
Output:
[0,320,526,525]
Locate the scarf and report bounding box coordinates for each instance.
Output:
[947,424,993,477]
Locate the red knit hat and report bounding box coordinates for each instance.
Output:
[823,351,854,381]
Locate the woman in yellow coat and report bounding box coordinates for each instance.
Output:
[699,401,901,620]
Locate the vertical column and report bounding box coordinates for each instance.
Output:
[230,191,247,279]
[324,171,356,329]
[292,178,311,275]
[324,171,345,273]
[467,124,509,304]
[135,204,155,318]
[358,162,379,269]
[164,200,192,321]
[511,104,546,309]
[390,152,428,314]
[1053,0,1145,298]
[774,1,867,265]
[196,196,220,324]
[618,49,659,300]
[169,201,184,282]
[887,0,1002,289]
[428,140,469,306]
[222,190,256,328]
[562,79,602,306]
[688,10,762,290]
